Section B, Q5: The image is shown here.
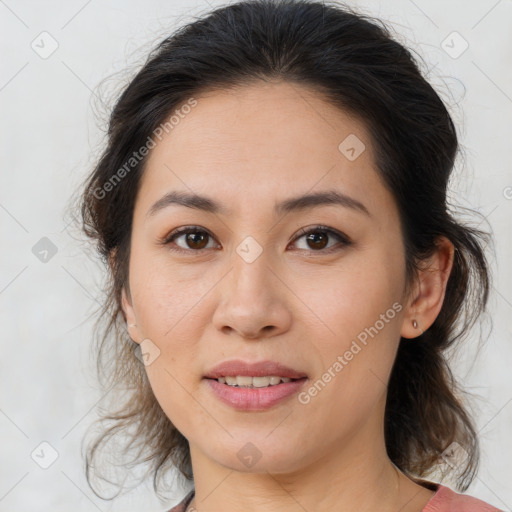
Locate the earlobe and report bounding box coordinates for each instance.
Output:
[400,236,455,339]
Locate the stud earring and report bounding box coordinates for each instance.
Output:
[412,319,425,335]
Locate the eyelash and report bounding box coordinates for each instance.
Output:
[159,225,352,255]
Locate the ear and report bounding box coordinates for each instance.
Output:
[110,248,141,344]
[400,236,455,339]
[122,285,142,344]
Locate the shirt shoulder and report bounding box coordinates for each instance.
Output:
[422,483,504,512]
[165,489,195,512]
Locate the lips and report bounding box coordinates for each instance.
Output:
[203,359,308,380]
[205,377,307,410]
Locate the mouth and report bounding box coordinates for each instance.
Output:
[204,375,309,410]
[204,376,307,388]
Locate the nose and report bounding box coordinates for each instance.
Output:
[211,251,292,340]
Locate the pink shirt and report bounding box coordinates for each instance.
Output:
[166,483,504,512]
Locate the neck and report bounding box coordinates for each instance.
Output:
[185,404,433,512]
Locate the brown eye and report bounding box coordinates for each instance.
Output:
[183,231,209,250]
[305,231,328,250]
[162,225,351,255]
[292,226,351,253]
[164,227,219,253]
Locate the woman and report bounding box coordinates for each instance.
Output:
[77,0,501,510]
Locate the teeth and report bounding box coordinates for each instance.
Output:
[217,376,293,387]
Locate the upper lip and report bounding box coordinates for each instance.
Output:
[204,359,308,379]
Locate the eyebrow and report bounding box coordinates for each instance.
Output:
[146,189,370,218]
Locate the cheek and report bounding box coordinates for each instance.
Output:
[302,249,404,345]
[143,361,203,438]
[130,248,218,339]
[298,249,404,408]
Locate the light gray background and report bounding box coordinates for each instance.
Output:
[1,0,511,510]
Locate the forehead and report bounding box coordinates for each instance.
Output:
[135,81,390,219]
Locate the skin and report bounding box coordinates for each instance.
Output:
[121,81,454,512]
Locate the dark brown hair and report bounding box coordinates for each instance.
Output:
[73,0,491,500]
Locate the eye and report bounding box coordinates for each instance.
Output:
[159,224,351,255]
[161,226,219,253]
[290,225,352,254]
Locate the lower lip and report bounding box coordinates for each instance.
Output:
[204,378,308,411]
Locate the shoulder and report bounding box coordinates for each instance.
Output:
[165,489,195,512]
[422,483,504,512]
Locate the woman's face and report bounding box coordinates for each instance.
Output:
[123,81,412,474]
